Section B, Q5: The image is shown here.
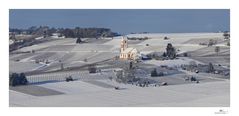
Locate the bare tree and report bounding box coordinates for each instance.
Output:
[208,62,214,73]
[215,46,220,56]
[115,65,136,84]
[188,61,197,71]
[61,63,64,70]
[208,39,214,46]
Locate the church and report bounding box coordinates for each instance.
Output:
[119,36,138,60]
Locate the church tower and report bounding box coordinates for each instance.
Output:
[120,36,128,52]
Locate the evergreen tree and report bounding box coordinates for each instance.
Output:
[166,43,176,59]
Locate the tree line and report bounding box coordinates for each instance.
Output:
[10,26,120,38]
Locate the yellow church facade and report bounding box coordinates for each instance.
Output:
[119,36,138,60]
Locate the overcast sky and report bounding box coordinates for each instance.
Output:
[9,9,230,34]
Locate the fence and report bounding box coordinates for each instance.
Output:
[26,71,116,84]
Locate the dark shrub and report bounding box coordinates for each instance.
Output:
[9,73,28,86]
[66,76,73,82]
[151,68,158,77]
[88,65,97,73]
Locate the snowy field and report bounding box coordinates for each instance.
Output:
[9,33,230,107]
[144,57,204,67]
[9,80,229,107]
[9,32,229,73]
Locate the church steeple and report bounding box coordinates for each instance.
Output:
[120,36,128,52]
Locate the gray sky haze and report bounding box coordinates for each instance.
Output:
[9,9,230,34]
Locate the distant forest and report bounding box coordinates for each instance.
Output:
[9,26,120,52]
[9,26,120,38]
